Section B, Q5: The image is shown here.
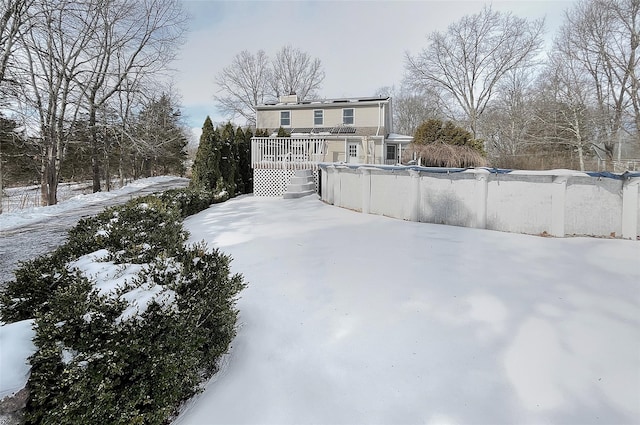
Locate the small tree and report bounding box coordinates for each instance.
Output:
[190,116,220,193]
[219,123,237,196]
[276,127,291,137]
[133,94,188,178]
[414,119,485,153]
[233,127,250,195]
[409,119,487,167]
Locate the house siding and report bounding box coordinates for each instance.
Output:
[256,100,389,135]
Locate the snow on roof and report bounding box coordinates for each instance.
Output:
[258,96,391,108]
[386,133,414,144]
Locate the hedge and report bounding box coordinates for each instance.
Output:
[0,188,245,424]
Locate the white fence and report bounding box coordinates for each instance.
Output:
[319,164,640,239]
[251,137,327,170]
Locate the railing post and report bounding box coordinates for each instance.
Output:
[474,169,489,229]
[409,169,420,222]
[551,175,568,237]
[333,166,341,206]
[325,165,335,204]
[622,176,640,240]
[361,167,371,214]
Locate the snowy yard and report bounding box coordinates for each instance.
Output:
[1,188,638,424]
[175,195,640,425]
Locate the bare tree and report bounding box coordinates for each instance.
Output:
[0,0,33,92]
[12,0,186,205]
[0,0,33,212]
[533,52,598,171]
[76,0,187,192]
[558,0,639,168]
[214,46,324,126]
[376,85,441,136]
[214,50,270,126]
[405,6,544,139]
[480,68,538,161]
[18,0,96,206]
[269,45,324,101]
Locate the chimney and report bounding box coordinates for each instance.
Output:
[279,93,298,104]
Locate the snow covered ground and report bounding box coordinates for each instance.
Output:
[174,195,640,425]
[0,176,181,229]
[1,188,638,424]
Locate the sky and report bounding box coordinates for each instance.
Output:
[2,185,638,424]
[174,0,578,140]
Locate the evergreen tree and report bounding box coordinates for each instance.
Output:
[218,123,237,196]
[410,118,487,167]
[239,128,253,193]
[134,94,188,177]
[414,119,485,155]
[276,126,291,137]
[233,127,245,194]
[0,114,38,188]
[190,116,221,192]
[240,129,253,193]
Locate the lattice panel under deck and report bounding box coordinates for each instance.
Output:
[253,169,318,197]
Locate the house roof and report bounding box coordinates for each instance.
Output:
[256,96,391,110]
[288,127,357,135]
[387,133,414,144]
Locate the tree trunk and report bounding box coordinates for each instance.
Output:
[89,108,101,193]
[42,141,57,206]
[0,143,3,214]
[104,141,110,192]
[577,144,585,172]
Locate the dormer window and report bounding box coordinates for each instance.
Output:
[342,108,354,125]
[280,111,290,127]
[314,110,323,126]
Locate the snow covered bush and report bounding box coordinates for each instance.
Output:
[0,196,186,322]
[0,194,246,424]
[158,187,225,218]
[63,196,187,264]
[0,251,85,322]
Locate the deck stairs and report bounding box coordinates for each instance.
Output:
[283,169,316,199]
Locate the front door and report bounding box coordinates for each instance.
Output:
[347,142,359,163]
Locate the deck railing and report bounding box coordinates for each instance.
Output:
[251,137,327,170]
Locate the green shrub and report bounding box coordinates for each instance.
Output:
[413,118,485,155]
[158,188,214,218]
[1,192,246,424]
[0,251,81,323]
[173,243,245,369]
[64,196,187,264]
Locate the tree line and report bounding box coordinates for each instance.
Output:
[401,1,639,171]
[0,0,189,209]
[214,1,638,172]
[190,117,255,198]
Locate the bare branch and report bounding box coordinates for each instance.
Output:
[405,5,544,138]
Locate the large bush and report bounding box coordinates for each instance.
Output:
[64,196,188,264]
[0,192,245,424]
[158,187,217,218]
[409,119,487,167]
[0,196,187,323]
[413,119,485,155]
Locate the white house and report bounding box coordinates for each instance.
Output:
[251,95,413,196]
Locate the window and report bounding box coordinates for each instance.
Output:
[386,144,397,161]
[343,108,354,125]
[280,111,290,126]
[314,110,323,126]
